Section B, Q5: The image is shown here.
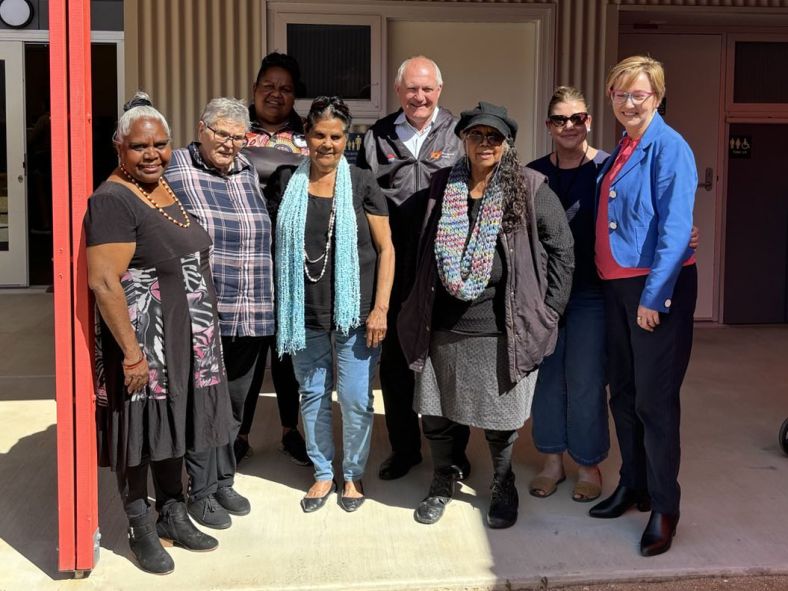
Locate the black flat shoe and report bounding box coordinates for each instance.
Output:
[589,484,651,518]
[640,511,679,557]
[338,481,365,513]
[378,453,422,480]
[300,480,336,513]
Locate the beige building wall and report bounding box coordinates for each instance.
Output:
[388,20,540,162]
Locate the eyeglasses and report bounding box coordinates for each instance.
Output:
[610,90,655,105]
[465,130,506,147]
[547,112,589,128]
[205,124,249,148]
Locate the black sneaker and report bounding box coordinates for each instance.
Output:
[281,429,312,466]
[487,472,519,529]
[414,469,458,525]
[187,494,231,530]
[215,486,251,516]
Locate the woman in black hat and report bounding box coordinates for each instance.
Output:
[398,102,574,528]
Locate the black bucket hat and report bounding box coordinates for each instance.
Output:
[454,101,518,141]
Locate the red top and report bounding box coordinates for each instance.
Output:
[595,136,650,280]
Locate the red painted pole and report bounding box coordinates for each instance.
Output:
[67,0,98,573]
[50,0,76,573]
[52,0,98,574]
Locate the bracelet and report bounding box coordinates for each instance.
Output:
[123,351,145,370]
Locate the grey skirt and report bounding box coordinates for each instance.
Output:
[414,330,537,431]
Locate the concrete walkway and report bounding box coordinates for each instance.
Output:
[1,292,787,591]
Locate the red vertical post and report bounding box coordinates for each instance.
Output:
[67,0,98,572]
[52,0,97,574]
[51,0,76,573]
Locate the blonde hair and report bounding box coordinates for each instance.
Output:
[547,86,588,116]
[606,55,666,102]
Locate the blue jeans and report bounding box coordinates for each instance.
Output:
[292,326,380,482]
[531,287,610,466]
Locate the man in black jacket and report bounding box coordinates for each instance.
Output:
[357,56,463,480]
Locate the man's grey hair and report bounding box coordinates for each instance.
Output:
[200,97,251,130]
[115,91,170,141]
[394,56,443,88]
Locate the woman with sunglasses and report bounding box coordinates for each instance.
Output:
[589,56,697,557]
[526,87,611,503]
[399,102,574,528]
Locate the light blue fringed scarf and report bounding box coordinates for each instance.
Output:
[275,156,360,355]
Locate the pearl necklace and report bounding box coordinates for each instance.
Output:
[303,197,336,283]
[120,165,191,228]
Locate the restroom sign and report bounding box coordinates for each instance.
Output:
[729,135,751,159]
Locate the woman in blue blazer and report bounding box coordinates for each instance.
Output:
[589,55,697,558]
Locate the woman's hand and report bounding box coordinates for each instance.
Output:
[365,308,387,348]
[689,225,700,249]
[122,351,150,394]
[636,305,660,332]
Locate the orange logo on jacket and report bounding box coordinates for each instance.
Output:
[430,150,442,160]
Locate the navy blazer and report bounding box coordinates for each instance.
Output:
[596,112,697,313]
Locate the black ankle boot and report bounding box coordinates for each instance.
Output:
[156,502,218,552]
[589,484,651,518]
[414,469,458,525]
[128,514,174,575]
[487,472,518,529]
[640,511,679,557]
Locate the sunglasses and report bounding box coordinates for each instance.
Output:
[465,130,506,146]
[547,112,589,128]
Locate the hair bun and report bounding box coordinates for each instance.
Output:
[123,91,153,112]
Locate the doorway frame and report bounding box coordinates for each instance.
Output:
[0,30,124,288]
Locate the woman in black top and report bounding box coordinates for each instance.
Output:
[84,93,231,574]
[398,102,574,528]
[266,96,394,513]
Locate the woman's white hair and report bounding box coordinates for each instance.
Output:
[200,97,251,130]
[114,91,170,142]
[394,56,443,88]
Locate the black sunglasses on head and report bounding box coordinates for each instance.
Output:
[547,112,589,127]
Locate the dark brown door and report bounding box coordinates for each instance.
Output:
[724,123,788,324]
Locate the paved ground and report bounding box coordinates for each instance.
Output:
[1,292,787,591]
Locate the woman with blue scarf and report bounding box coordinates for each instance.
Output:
[265,96,394,513]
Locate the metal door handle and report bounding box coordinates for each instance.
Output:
[698,167,713,191]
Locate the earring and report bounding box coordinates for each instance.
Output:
[586,126,592,133]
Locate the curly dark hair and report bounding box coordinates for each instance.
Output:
[496,141,531,233]
[304,96,352,133]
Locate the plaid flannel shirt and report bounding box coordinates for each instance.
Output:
[165,143,275,337]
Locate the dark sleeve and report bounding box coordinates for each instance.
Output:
[84,190,137,246]
[358,168,389,216]
[355,129,373,172]
[534,182,575,315]
[263,165,296,226]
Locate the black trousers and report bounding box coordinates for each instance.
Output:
[186,336,268,500]
[379,320,422,458]
[604,264,697,514]
[422,415,517,481]
[119,456,184,520]
[240,336,300,435]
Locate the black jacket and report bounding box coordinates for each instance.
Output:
[356,108,463,310]
[398,166,575,383]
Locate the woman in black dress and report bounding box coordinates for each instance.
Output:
[84,93,232,574]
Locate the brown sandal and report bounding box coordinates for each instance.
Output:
[528,475,566,498]
[572,469,602,502]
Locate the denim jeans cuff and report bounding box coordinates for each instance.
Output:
[566,450,609,467]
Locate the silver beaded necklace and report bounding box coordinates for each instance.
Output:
[303,196,336,283]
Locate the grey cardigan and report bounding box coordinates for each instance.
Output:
[397,166,575,384]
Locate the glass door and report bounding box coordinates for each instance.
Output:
[0,42,27,286]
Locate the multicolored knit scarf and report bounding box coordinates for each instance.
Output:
[434,158,504,301]
[275,156,360,355]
